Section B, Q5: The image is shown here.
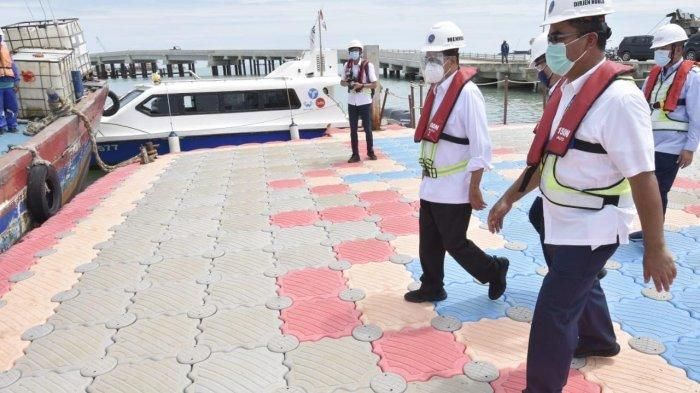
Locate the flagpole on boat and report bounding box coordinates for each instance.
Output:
[318,9,324,76]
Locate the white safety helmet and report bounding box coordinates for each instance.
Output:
[529,32,549,68]
[348,40,364,51]
[650,24,689,49]
[542,0,614,26]
[421,21,465,52]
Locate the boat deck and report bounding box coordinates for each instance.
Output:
[0,125,29,156]
[0,125,699,392]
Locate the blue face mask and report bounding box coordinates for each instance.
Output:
[545,35,588,76]
[349,51,360,61]
[538,70,552,87]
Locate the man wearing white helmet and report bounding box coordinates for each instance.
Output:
[488,1,676,391]
[0,30,20,135]
[341,40,378,163]
[405,21,509,304]
[530,31,562,97]
[629,24,699,242]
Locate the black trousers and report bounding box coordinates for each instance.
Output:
[655,151,680,215]
[418,199,497,293]
[348,103,373,156]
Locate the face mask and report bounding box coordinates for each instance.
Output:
[545,34,588,76]
[349,51,360,61]
[538,70,552,87]
[423,62,445,84]
[654,49,671,67]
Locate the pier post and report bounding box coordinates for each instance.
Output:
[235,60,240,75]
[264,58,268,75]
[100,64,108,79]
[365,45,382,130]
[128,63,136,78]
[177,63,185,77]
[166,64,173,77]
[226,60,233,76]
[190,62,196,73]
[151,62,157,75]
[141,62,147,78]
[109,63,116,79]
[383,67,387,78]
[120,63,128,79]
[496,72,502,89]
[212,66,219,76]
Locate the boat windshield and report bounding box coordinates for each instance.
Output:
[119,89,145,107]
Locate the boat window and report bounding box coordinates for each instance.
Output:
[182,93,220,114]
[137,95,181,116]
[261,89,301,110]
[119,89,144,107]
[222,91,259,112]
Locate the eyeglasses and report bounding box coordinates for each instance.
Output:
[547,32,581,44]
[422,53,445,66]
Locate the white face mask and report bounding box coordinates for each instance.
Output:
[654,49,671,67]
[423,63,445,84]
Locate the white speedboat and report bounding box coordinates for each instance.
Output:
[96,49,348,164]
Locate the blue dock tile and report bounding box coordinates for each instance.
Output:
[405,260,422,281]
[682,226,700,241]
[504,273,543,309]
[609,297,699,342]
[377,171,417,181]
[611,244,644,263]
[343,173,381,183]
[665,232,700,258]
[436,282,509,322]
[487,248,538,278]
[663,337,700,382]
[493,160,526,170]
[599,270,644,303]
[621,261,698,290]
[678,250,700,273]
[671,287,700,318]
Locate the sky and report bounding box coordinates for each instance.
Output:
[1,0,698,54]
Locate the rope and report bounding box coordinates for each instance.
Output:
[7,145,51,167]
[24,93,141,173]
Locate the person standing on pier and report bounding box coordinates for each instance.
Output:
[0,31,20,135]
[405,21,510,304]
[629,23,699,242]
[341,40,378,163]
[501,40,510,64]
[487,1,676,391]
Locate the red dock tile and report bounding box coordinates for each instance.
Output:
[684,205,700,217]
[278,268,347,300]
[379,215,419,236]
[304,169,336,177]
[367,202,414,218]
[268,179,305,190]
[674,177,700,190]
[270,210,319,228]
[491,365,600,393]
[311,184,350,196]
[372,327,469,382]
[319,206,368,223]
[280,296,361,342]
[334,239,394,264]
[358,190,401,205]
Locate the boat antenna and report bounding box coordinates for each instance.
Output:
[164,83,175,134]
[283,77,295,125]
[23,0,35,18]
[46,0,57,23]
[37,0,49,22]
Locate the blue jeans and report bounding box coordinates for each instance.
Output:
[348,104,373,156]
[654,151,680,215]
[524,242,618,393]
[0,87,19,130]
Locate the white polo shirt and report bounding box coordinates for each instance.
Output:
[343,61,377,107]
[542,60,655,247]
[419,72,493,204]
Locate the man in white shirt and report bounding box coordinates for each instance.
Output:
[341,40,378,163]
[629,24,699,242]
[487,2,676,392]
[405,21,509,304]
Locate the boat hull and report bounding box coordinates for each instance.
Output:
[0,85,108,252]
[96,128,328,165]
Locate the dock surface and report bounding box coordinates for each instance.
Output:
[0,125,699,392]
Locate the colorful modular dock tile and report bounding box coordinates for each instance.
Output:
[0,125,698,392]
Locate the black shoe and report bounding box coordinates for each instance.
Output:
[488,257,509,300]
[368,152,377,160]
[0,127,7,135]
[347,155,360,163]
[629,231,643,242]
[574,343,621,358]
[404,288,447,303]
[597,268,607,280]
[7,127,18,133]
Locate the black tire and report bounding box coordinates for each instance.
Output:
[621,52,631,61]
[103,90,120,117]
[27,164,62,224]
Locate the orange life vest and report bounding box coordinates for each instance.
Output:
[643,60,698,112]
[0,44,15,79]
[414,67,478,144]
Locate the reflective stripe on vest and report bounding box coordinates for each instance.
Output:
[0,44,14,78]
[539,154,633,211]
[649,68,690,132]
[419,140,469,179]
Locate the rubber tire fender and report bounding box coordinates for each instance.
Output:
[26,164,62,224]
[103,90,120,117]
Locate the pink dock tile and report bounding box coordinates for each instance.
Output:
[280,296,361,341]
[358,190,401,205]
[493,147,516,155]
[268,179,305,190]
[320,206,368,223]
[311,184,350,196]
[674,177,700,190]
[372,327,469,382]
[492,365,600,393]
[278,268,347,300]
[684,205,700,217]
[270,210,319,228]
[304,169,336,177]
[334,239,394,264]
[367,202,414,218]
[379,215,419,236]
